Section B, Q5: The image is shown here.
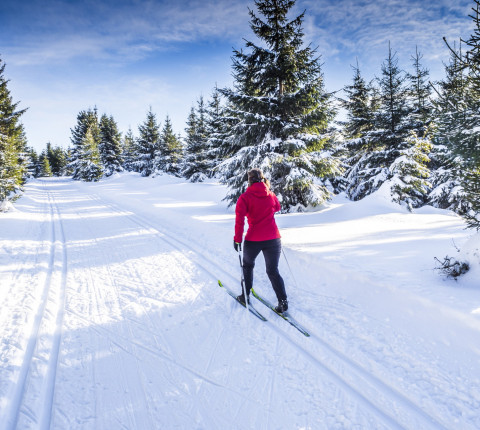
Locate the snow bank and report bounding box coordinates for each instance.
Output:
[0,199,16,212]
[458,232,480,286]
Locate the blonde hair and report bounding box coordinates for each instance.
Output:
[247,168,270,188]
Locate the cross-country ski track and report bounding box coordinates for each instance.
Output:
[1,175,479,429]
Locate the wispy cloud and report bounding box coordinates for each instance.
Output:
[1,0,251,66]
[299,0,473,72]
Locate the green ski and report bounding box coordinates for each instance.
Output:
[218,280,267,321]
[251,288,310,337]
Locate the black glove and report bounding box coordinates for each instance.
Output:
[233,241,242,252]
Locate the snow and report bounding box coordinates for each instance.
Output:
[0,173,479,429]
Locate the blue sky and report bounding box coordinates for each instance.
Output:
[0,0,474,151]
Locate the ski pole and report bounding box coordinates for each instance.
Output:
[282,248,299,290]
[236,245,249,311]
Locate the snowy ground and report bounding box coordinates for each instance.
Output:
[0,173,479,430]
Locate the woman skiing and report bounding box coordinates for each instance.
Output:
[233,168,288,313]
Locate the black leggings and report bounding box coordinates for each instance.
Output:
[242,238,287,302]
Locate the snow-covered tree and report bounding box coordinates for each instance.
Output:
[75,127,103,181]
[407,47,433,136]
[0,56,28,206]
[340,61,376,140]
[45,142,68,176]
[121,128,137,172]
[444,0,480,228]
[388,131,432,211]
[339,62,378,195]
[154,115,183,176]
[205,85,225,175]
[217,0,341,211]
[135,109,161,176]
[99,114,123,176]
[26,147,41,178]
[182,97,211,181]
[68,108,103,180]
[344,43,432,209]
[39,151,53,177]
[429,43,470,213]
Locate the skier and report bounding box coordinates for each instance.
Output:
[234,168,288,313]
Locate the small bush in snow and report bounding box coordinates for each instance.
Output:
[434,255,470,279]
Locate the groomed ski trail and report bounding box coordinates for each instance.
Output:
[70,180,450,430]
[1,182,68,430]
[1,176,478,429]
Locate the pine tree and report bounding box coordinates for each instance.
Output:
[39,151,53,177]
[217,0,340,211]
[99,114,123,176]
[53,146,68,176]
[344,43,417,203]
[75,127,103,181]
[205,84,225,175]
[389,130,432,211]
[182,97,211,181]
[154,115,183,176]
[341,61,376,140]
[44,142,67,176]
[407,47,432,136]
[340,62,378,196]
[429,43,470,213]
[441,1,480,228]
[26,147,41,178]
[376,43,411,146]
[135,108,161,176]
[384,47,434,209]
[68,108,102,180]
[0,56,28,206]
[121,128,137,172]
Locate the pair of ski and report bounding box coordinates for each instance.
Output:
[218,280,310,337]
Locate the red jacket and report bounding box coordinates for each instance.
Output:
[234,182,281,243]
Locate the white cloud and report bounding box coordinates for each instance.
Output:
[296,0,474,86]
[2,0,252,66]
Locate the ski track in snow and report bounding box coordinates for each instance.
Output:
[91,188,447,429]
[1,182,68,430]
[0,176,479,429]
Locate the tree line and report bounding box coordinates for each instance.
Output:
[1,0,479,230]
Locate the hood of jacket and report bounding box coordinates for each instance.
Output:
[246,181,270,197]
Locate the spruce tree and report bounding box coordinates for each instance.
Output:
[135,108,161,176]
[344,43,428,206]
[99,114,123,176]
[386,47,434,209]
[388,131,432,211]
[154,115,183,176]
[182,97,211,181]
[217,0,340,211]
[376,43,411,146]
[341,61,376,140]
[429,44,470,213]
[52,146,68,176]
[75,127,103,181]
[68,108,102,180]
[26,147,41,178]
[0,56,28,206]
[121,128,137,172]
[442,1,480,228]
[44,142,67,176]
[407,47,432,137]
[205,84,225,175]
[340,62,378,196]
[39,151,53,177]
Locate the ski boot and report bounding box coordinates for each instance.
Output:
[236,293,250,305]
[274,299,288,313]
